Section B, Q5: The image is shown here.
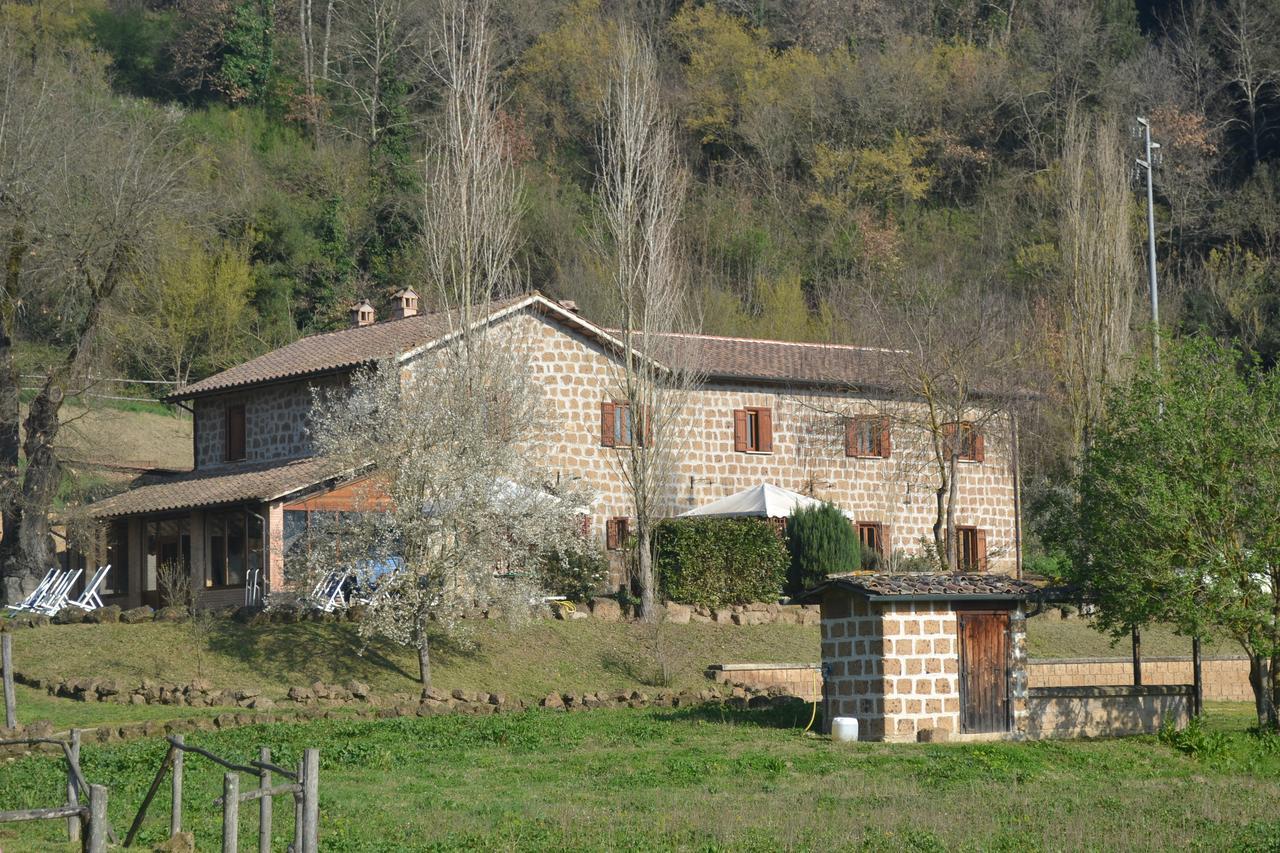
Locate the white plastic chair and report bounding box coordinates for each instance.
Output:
[5,567,58,612]
[36,568,83,614]
[71,564,111,611]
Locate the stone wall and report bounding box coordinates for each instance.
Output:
[708,663,823,701]
[1028,657,1252,702]
[491,311,1021,577]
[193,377,341,470]
[1026,685,1192,739]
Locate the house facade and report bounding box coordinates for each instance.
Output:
[84,292,1022,610]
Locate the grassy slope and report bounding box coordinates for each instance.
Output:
[4,615,1237,711]
[55,401,192,471]
[0,702,1274,851]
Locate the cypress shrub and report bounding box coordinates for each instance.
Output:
[784,503,860,596]
[654,517,789,608]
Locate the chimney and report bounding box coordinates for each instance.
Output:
[558,299,579,314]
[349,299,376,327]
[391,287,420,320]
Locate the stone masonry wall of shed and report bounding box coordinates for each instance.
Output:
[193,377,342,470]
[492,311,1020,576]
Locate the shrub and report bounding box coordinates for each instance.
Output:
[654,517,789,608]
[784,503,859,596]
[538,548,608,602]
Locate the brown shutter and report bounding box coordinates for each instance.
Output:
[879,417,892,458]
[600,402,615,447]
[881,523,892,557]
[643,405,654,448]
[975,528,988,571]
[758,407,773,453]
[973,428,985,463]
[844,418,856,456]
[225,404,245,461]
[606,518,619,550]
[733,409,748,452]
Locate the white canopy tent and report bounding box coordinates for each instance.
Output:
[677,483,853,519]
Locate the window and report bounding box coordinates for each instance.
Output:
[857,522,885,556]
[943,421,984,462]
[605,517,630,550]
[206,508,262,588]
[955,526,987,571]
[733,407,773,453]
[225,404,246,461]
[104,521,130,595]
[600,401,647,448]
[846,416,891,458]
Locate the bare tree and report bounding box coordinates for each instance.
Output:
[1056,109,1138,459]
[326,0,427,150]
[0,37,189,603]
[304,343,592,688]
[859,270,1027,571]
[594,29,700,620]
[421,0,522,326]
[1213,0,1280,169]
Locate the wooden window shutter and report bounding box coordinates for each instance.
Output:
[975,528,988,571]
[733,409,748,452]
[606,518,619,550]
[942,421,957,457]
[973,429,985,463]
[225,404,246,461]
[881,523,892,557]
[757,408,773,453]
[844,418,856,456]
[879,417,892,458]
[600,402,615,447]
[643,405,654,448]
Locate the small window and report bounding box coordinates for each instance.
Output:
[600,401,647,448]
[856,522,884,556]
[943,421,984,462]
[606,517,630,550]
[846,416,890,458]
[955,526,987,571]
[733,407,773,453]
[225,404,246,461]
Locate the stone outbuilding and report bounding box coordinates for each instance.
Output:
[798,573,1039,742]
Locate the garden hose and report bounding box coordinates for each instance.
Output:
[802,698,818,733]
[553,600,576,615]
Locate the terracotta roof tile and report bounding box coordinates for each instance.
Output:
[811,573,1038,599]
[170,296,529,400]
[87,457,356,518]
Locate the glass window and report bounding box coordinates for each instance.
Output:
[104,521,129,595]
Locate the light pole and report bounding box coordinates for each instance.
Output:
[1135,116,1161,370]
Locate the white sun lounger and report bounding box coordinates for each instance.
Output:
[5,567,58,612]
[36,568,83,615]
[311,571,348,613]
[71,564,111,611]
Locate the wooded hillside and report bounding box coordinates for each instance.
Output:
[3,0,1279,567]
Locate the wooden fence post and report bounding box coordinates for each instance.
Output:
[171,734,184,837]
[258,747,272,853]
[3,632,16,730]
[301,748,319,853]
[86,784,108,853]
[222,773,239,853]
[293,757,304,852]
[67,728,81,843]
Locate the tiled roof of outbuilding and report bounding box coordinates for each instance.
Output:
[800,573,1039,601]
[87,457,358,518]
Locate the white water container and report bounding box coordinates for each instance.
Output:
[831,716,859,742]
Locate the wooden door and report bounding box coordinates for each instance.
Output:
[957,610,1010,733]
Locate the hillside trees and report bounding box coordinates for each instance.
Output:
[0,33,190,602]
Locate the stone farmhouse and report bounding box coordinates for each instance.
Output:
[83,291,1023,610]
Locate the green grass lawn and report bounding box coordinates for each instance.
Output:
[0,702,1275,851]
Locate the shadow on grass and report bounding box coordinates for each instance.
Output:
[599,650,675,689]
[651,698,821,731]
[206,620,419,688]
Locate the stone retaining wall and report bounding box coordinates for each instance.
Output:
[711,656,1254,705]
[1027,657,1252,702]
[1026,685,1192,739]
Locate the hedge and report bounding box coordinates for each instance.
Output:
[654,517,789,608]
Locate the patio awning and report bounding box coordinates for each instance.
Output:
[677,483,852,519]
